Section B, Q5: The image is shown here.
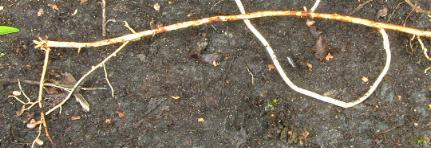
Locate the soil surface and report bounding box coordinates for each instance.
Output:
[1,0,431,147]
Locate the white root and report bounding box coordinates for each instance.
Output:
[234,0,391,108]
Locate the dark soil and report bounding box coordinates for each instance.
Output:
[1,0,431,147]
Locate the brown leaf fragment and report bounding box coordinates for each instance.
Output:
[309,26,336,62]
[311,35,330,62]
[267,64,275,71]
[376,6,388,18]
[116,111,125,118]
[46,87,59,95]
[309,26,322,38]
[47,4,59,11]
[62,72,77,85]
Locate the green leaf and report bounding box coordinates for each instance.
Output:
[0,26,20,35]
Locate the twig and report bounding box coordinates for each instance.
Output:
[416,37,431,73]
[350,0,374,15]
[0,79,106,91]
[234,0,391,108]
[245,66,255,85]
[41,112,55,148]
[417,37,431,60]
[101,0,107,37]
[46,41,130,115]
[405,0,431,15]
[103,63,114,97]
[34,10,431,49]
[34,47,55,148]
[18,80,31,103]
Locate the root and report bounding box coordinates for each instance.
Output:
[16,3,431,146]
[234,0,391,108]
[46,41,129,115]
[33,10,431,49]
[103,64,115,97]
[405,0,431,15]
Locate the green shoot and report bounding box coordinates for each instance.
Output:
[0,26,20,35]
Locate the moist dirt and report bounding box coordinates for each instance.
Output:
[0,0,430,147]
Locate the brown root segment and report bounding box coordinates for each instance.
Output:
[35,10,431,49]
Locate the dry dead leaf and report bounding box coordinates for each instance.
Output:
[62,72,77,85]
[47,4,59,11]
[311,36,330,61]
[309,26,336,62]
[267,64,275,71]
[46,87,59,95]
[61,72,90,112]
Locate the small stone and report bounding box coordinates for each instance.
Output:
[153,3,160,11]
[37,8,44,16]
[361,76,369,83]
[137,54,146,62]
[105,118,112,125]
[0,6,4,11]
[197,117,205,123]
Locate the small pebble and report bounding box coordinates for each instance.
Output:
[361,76,369,83]
[153,3,160,11]
[197,117,205,123]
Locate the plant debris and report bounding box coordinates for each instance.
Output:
[361,76,369,83]
[197,117,205,123]
[116,111,125,118]
[267,64,275,71]
[376,6,388,18]
[309,26,336,62]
